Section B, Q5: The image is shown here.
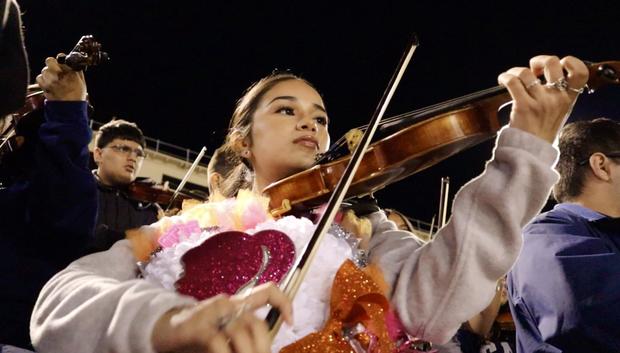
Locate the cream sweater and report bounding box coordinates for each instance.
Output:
[30,127,559,353]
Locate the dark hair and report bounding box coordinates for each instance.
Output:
[218,72,319,196]
[553,118,620,202]
[95,118,146,149]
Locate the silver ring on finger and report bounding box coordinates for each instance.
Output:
[525,79,541,90]
[545,77,569,91]
[567,84,587,94]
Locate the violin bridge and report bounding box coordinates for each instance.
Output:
[270,199,292,218]
[345,128,363,153]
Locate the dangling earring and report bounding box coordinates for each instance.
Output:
[243,150,250,158]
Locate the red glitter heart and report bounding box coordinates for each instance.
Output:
[176,229,296,300]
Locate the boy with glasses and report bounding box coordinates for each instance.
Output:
[91,119,159,252]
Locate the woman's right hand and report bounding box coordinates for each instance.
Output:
[340,209,372,250]
[152,282,293,353]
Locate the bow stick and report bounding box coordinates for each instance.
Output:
[266,34,420,338]
[165,146,207,211]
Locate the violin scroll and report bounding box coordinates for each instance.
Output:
[57,35,109,71]
[584,61,620,93]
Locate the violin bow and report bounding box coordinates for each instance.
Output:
[266,34,420,337]
[438,177,450,228]
[165,146,207,212]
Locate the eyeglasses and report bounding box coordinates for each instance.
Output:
[106,144,146,159]
[578,152,620,166]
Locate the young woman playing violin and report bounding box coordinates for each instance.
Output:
[30,54,588,353]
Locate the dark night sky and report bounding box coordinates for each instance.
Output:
[16,0,620,224]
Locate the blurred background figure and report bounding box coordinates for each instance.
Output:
[0,0,28,117]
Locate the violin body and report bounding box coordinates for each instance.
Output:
[495,310,515,332]
[265,91,511,213]
[127,179,204,210]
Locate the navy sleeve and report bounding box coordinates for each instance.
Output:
[508,215,620,352]
[0,101,98,347]
[28,101,97,256]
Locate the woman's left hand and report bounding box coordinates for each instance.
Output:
[340,210,372,249]
[126,224,163,261]
[498,55,589,143]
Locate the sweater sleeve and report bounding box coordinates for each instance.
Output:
[30,240,197,353]
[368,127,559,344]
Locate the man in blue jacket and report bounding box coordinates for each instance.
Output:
[508,118,620,352]
[0,2,97,347]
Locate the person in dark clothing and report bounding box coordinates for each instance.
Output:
[0,0,28,118]
[508,118,620,353]
[0,12,97,349]
[90,119,159,252]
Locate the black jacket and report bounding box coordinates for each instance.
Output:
[90,175,159,252]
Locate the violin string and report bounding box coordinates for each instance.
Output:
[378,85,506,127]
[327,85,507,153]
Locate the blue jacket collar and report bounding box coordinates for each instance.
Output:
[554,203,608,222]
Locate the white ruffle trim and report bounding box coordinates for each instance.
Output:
[142,216,352,352]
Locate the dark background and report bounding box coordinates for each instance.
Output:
[16,0,620,225]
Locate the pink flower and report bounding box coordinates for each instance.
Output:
[159,220,201,248]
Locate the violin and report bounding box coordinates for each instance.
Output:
[0,35,108,161]
[125,147,209,210]
[126,179,206,210]
[264,60,620,215]
[495,308,515,332]
[0,85,45,159]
